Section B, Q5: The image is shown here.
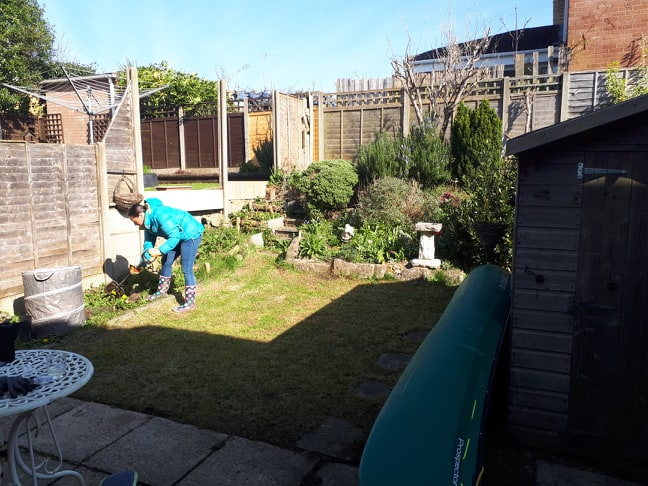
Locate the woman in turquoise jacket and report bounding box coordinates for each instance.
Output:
[128,198,204,313]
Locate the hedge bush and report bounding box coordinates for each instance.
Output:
[293,159,358,218]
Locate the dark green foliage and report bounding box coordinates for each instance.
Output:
[356,132,405,187]
[437,157,516,272]
[450,103,472,183]
[405,120,452,188]
[200,225,245,256]
[131,61,219,119]
[355,121,451,190]
[450,100,503,186]
[294,160,358,216]
[298,220,336,260]
[254,139,274,173]
[0,0,55,114]
[333,223,417,264]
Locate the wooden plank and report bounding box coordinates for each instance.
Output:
[509,388,569,413]
[514,247,578,271]
[513,309,573,333]
[513,267,576,291]
[512,328,572,353]
[517,184,582,207]
[511,348,571,373]
[508,405,568,431]
[517,206,580,229]
[515,227,579,250]
[510,368,570,393]
[518,159,581,184]
[509,425,562,450]
[513,288,573,312]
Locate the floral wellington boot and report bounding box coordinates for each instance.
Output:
[147,275,171,301]
[173,285,196,313]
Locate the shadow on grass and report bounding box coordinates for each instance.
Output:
[27,275,550,482]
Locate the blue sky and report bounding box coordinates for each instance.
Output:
[38,0,553,93]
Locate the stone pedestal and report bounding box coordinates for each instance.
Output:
[410,222,442,269]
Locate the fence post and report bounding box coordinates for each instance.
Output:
[243,95,250,164]
[402,88,410,137]
[218,79,229,218]
[128,67,144,193]
[272,90,280,171]
[178,106,186,171]
[560,73,570,121]
[95,142,110,275]
[501,77,510,136]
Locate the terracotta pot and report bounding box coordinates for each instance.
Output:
[0,321,18,363]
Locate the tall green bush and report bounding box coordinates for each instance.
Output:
[356,132,404,187]
[405,120,452,189]
[450,100,503,186]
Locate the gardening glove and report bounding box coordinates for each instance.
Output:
[0,376,38,398]
[142,248,161,264]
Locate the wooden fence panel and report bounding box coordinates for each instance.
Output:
[228,112,245,168]
[141,118,180,169]
[184,116,218,169]
[0,143,100,299]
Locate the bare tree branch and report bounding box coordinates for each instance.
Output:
[390,15,493,137]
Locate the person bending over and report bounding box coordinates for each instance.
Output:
[128,198,204,313]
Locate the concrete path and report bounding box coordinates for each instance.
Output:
[1,397,360,486]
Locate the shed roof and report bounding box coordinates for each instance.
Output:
[506,94,648,155]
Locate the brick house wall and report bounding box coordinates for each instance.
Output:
[567,0,648,71]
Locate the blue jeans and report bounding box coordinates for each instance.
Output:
[159,235,202,286]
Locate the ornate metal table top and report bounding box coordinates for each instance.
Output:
[0,349,94,417]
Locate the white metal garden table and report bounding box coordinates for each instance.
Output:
[0,349,94,485]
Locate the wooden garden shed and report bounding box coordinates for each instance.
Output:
[504,94,648,473]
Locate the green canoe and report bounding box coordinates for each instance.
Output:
[359,264,511,486]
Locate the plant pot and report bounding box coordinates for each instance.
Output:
[472,221,507,255]
[143,173,159,188]
[0,321,18,363]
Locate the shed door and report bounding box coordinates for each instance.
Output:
[570,151,648,462]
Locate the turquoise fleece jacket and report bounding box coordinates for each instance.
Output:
[142,198,204,254]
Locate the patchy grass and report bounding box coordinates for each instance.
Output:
[28,251,455,449]
[23,250,541,482]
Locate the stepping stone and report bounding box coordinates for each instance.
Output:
[296,417,364,461]
[354,380,392,400]
[376,352,412,371]
[406,329,429,343]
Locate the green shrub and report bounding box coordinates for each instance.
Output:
[352,177,442,231]
[437,157,516,271]
[356,132,404,187]
[333,223,416,264]
[294,160,358,217]
[238,160,259,173]
[355,122,451,190]
[254,139,274,173]
[450,100,502,186]
[405,120,452,189]
[200,225,245,256]
[298,220,336,260]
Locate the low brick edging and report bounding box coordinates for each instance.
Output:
[285,235,435,281]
